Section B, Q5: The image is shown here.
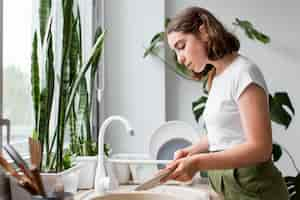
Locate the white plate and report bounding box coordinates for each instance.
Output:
[149,121,200,168]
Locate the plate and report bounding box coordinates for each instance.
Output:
[149,121,200,169]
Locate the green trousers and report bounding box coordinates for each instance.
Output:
[208,160,288,200]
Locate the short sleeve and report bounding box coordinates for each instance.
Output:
[233,64,268,102]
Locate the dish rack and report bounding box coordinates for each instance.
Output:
[106,153,172,184]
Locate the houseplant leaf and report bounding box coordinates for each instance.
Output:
[285,174,300,200]
[143,32,164,58]
[233,18,270,44]
[269,94,294,129]
[272,143,282,162]
[192,96,208,122]
[39,0,51,43]
[31,31,40,132]
[273,92,295,115]
[55,0,74,171]
[64,30,105,124]
[78,77,89,154]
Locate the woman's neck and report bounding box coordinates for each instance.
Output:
[210,52,239,76]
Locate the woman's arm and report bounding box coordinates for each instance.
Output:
[185,135,209,155]
[174,135,209,160]
[191,83,272,170]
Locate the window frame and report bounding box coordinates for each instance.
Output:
[92,0,105,139]
[0,0,3,150]
[0,0,102,155]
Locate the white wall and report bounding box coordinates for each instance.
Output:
[103,0,166,154]
[165,0,300,176]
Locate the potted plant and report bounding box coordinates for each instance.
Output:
[63,10,105,190]
[47,4,110,190]
[144,18,296,186]
[10,0,105,199]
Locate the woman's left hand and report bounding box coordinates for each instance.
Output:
[161,156,199,183]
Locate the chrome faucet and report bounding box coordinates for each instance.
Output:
[94,115,134,194]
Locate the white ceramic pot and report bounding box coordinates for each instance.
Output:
[41,164,81,193]
[10,165,81,200]
[76,156,97,189]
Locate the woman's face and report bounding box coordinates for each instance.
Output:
[167,31,208,73]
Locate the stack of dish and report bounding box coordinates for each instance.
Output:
[107,121,200,184]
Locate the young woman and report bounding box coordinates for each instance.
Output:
[161,6,289,200]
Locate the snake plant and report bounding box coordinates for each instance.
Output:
[31,0,105,172]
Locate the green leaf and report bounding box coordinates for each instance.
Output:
[245,28,255,40]
[104,143,111,157]
[284,173,300,199]
[31,32,40,131]
[42,31,55,164]
[165,18,171,28]
[69,13,79,84]
[39,0,51,43]
[32,130,39,140]
[55,0,74,172]
[272,143,282,162]
[65,31,105,124]
[269,94,294,129]
[62,149,73,170]
[235,18,253,28]
[274,92,295,115]
[78,77,89,137]
[38,88,51,155]
[253,30,270,44]
[192,96,208,122]
[233,18,270,44]
[69,107,78,155]
[202,79,209,95]
[144,32,164,58]
[76,5,83,67]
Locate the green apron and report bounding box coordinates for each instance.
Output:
[207,160,288,200]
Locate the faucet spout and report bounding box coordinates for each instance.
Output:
[94,115,134,194]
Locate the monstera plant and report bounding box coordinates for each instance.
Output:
[31,0,105,172]
[144,18,298,199]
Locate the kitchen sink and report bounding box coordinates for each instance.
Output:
[91,192,181,200]
[81,184,210,200]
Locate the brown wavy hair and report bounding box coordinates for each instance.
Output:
[167,7,240,61]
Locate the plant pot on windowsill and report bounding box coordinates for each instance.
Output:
[10,164,81,200]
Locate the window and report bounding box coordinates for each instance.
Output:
[0,0,3,151]
[2,0,34,155]
[1,0,99,157]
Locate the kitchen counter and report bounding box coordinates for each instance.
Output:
[74,178,222,200]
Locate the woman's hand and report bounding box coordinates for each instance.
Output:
[161,156,198,183]
[173,148,190,160]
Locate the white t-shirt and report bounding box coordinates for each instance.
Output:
[203,55,268,151]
